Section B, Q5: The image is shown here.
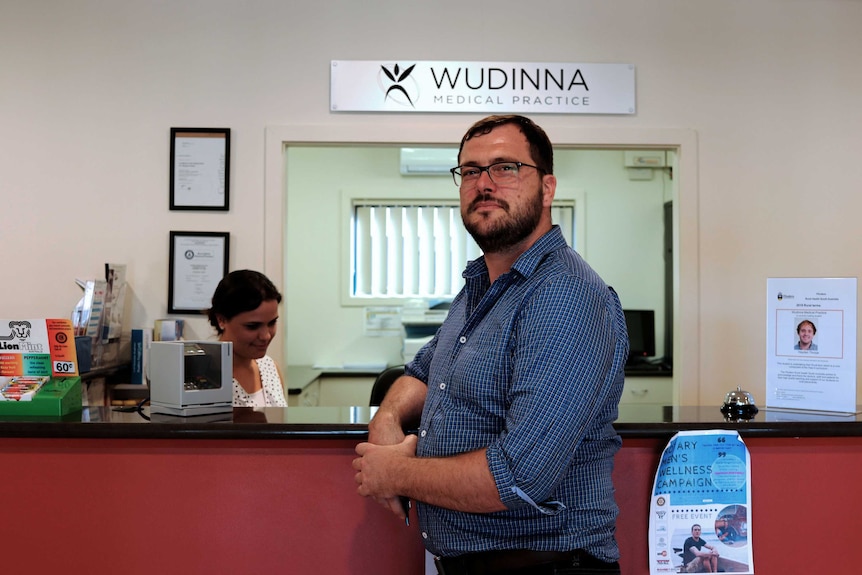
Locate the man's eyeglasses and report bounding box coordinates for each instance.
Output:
[450,161,542,187]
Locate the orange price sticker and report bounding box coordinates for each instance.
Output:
[46,319,79,377]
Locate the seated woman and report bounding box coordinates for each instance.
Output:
[207,270,287,407]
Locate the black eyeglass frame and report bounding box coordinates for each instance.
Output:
[449,161,543,187]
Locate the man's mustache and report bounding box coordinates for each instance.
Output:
[469,194,509,213]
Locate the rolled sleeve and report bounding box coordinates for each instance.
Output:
[488,443,566,514]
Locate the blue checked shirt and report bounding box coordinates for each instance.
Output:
[406,226,628,562]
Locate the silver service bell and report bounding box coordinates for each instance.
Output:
[720,386,759,420]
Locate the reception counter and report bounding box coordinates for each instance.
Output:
[2,404,861,574]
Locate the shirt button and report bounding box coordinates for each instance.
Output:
[420,429,427,437]
[439,383,446,390]
[459,336,467,344]
[422,532,428,539]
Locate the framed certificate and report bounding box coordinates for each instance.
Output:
[168,231,230,314]
[169,128,231,210]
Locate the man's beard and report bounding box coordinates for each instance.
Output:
[462,185,544,254]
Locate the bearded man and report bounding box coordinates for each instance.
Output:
[354,115,629,575]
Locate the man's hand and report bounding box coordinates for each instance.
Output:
[353,434,418,519]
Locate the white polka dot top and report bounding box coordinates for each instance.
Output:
[232,355,287,407]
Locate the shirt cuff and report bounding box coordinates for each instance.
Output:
[486,443,566,515]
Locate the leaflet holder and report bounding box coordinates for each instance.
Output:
[149,341,233,417]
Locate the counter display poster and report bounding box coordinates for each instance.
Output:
[648,430,753,574]
[0,319,79,378]
[766,277,857,413]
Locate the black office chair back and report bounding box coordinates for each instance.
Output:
[369,365,405,406]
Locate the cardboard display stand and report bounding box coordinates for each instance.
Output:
[0,319,82,416]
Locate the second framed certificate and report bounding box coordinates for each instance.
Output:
[168,231,230,314]
[169,127,231,210]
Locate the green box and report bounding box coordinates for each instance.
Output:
[0,377,83,416]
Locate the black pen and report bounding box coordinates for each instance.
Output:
[400,429,418,525]
[400,496,411,526]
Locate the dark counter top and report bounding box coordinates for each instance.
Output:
[1,403,862,441]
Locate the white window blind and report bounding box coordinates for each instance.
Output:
[352,202,575,299]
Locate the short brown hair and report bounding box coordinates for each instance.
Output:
[458,115,554,175]
[797,319,816,334]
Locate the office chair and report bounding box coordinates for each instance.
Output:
[369,365,405,406]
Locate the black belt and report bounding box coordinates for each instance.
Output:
[434,548,620,575]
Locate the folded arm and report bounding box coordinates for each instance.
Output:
[359,373,505,515]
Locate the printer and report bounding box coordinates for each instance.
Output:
[149,341,233,416]
[401,300,449,363]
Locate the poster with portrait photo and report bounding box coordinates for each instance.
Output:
[766,277,857,413]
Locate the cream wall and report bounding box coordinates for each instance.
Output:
[2,1,861,406]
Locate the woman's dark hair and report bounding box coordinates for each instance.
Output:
[207,269,282,334]
[457,114,554,175]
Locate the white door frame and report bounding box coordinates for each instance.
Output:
[264,123,700,406]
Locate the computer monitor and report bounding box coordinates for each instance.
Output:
[623,309,656,364]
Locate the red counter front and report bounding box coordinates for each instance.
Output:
[0,437,425,575]
[615,436,862,574]
[1,409,861,574]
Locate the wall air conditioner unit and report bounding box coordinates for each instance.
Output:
[399,147,459,176]
[624,150,667,181]
[624,150,667,168]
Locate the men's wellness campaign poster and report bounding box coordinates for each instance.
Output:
[648,430,754,574]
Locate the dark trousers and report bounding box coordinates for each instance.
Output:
[434,549,621,575]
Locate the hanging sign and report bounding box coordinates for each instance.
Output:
[766,277,857,413]
[648,430,754,574]
[330,60,635,115]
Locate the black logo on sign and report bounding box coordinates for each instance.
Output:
[381,63,417,107]
[0,320,31,341]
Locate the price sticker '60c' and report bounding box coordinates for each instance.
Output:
[54,361,76,374]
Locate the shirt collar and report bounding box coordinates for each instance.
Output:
[463,225,567,280]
